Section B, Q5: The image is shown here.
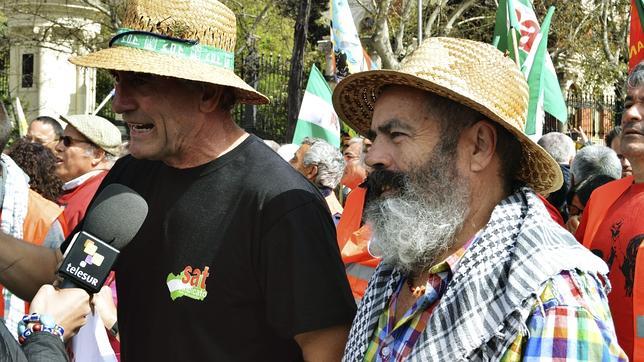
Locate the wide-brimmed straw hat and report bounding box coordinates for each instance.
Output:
[60,115,122,156]
[332,37,562,194]
[70,0,268,105]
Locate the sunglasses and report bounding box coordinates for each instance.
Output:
[59,135,92,148]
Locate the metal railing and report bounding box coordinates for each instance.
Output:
[543,92,620,143]
[95,51,295,143]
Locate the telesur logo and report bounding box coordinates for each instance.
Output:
[65,240,102,287]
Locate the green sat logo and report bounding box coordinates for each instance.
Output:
[166,266,210,301]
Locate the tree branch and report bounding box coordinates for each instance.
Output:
[371,0,399,69]
[443,0,476,36]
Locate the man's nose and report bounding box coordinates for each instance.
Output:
[365,141,392,170]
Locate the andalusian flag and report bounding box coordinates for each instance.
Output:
[292,65,341,148]
[493,0,566,137]
[523,7,555,137]
[629,0,644,70]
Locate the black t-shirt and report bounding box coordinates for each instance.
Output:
[63,135,356,361]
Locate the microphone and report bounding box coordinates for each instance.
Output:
[58,184,148,292]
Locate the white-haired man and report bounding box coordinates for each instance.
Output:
[290,137,345,223]
[570,145,622,186]
[537,132,575,221]
[54,115,121,232]
[333,37,626,360]
[0,1,355,361]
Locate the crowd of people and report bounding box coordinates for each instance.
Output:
[0,0,641,361]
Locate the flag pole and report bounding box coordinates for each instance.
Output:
[418,0,423,44]
[510,28,520,67]
[93,89,115,115]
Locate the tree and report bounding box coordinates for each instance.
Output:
[358,0,630,92]
[274,0,329,138]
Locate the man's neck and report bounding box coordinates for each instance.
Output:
[435,178,506,263]
[631,161,644,184]
[163,114,248,169]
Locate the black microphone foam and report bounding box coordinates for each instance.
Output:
[83,183,148,250]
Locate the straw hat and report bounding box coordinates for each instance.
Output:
[332,37,562,194]
[61,115,122,156]
[70,0,268,105]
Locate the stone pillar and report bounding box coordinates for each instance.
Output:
[5,0,102,121]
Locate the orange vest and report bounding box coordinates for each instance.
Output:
[336,187,380,300]
[577,176,643,360]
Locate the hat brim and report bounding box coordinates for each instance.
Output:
[70,47,269,105]
[332,70,563,195]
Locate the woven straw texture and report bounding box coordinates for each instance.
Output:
[70,0,268,105]
[61,115,122,156]
[332,37,562,194]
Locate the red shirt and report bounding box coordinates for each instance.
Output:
[589,182,644,359]
[57,171,108,234]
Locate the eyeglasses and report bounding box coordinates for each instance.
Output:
[59,135,92,148]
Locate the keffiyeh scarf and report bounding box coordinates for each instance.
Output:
[343,187,609,361]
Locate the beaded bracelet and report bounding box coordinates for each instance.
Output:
[17,313,65,344]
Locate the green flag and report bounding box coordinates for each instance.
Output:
[292,65,341,148]
[524,7,555,136]
[493,0,567,135]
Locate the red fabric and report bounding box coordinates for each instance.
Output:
[580,182,644,360]
[537,193,564,227]
[57,171,108,233]
[630,0,644,70]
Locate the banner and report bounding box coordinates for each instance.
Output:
[493,0,567,131]
[292,65,341,148]
[630,0,644,70]
[331,0,376,79]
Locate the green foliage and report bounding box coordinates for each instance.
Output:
[221,1,296,55]
[274,0,330,46]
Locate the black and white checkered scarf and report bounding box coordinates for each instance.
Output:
[343,187,609,361]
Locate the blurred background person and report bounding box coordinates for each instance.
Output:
[289,137,345,223]
[605,125,633,178]
[537,132,575,221]
[55,115,121,233]
[570,145,621,186]
[262,139,280,152]
[0,112,64,339]
[336,137,378,301]
[341,137,369,192]
[0,285,90,361]
[277,143,299,162]
[565,174,616,234]
[8,139,63,203]
[25,116,64,153]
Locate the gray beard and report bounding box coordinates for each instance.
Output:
[365,151,470,274]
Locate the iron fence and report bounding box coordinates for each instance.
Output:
[234,51,291,143]
[543,92,620,143]
[0,53,9,101]
[95,51,294,143]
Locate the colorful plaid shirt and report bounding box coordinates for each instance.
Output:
[363,238,627,361]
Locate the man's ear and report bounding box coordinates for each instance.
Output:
[464,120,497,172]
[304,164,318,183]
[90,147,106,167]
[199,84,225,113]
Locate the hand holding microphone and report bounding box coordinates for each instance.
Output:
[27,285,91,341]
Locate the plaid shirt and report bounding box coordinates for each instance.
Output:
[363,239,627,362]
[364,239,474,361]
